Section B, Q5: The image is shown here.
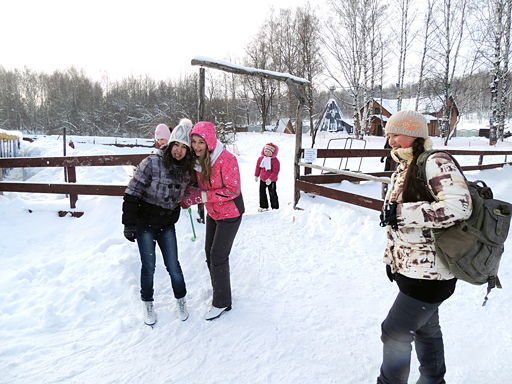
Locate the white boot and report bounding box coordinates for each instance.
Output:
[142,301,156,326]
[176,297,189,321]
[205,305,231,321]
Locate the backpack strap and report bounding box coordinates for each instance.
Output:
[483,276,502,306]
[417,150,466,186]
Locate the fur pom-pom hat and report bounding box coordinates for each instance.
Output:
[264,143,276,154]
[385,110,428,140]
[155,124,171,141]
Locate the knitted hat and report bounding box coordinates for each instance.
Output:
[264,143,276,153]
[170,123,192,148]
[155,124,171,141]
[385,110,428,139]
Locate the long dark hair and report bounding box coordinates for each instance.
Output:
[162,142,194,176]
[402,137,435,203]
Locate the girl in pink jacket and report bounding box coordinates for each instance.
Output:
[188,122,244,321]
[254,142,280,211]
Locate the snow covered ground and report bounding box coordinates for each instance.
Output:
[1,130,512,383]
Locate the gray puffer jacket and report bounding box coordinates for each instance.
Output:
[122,146,192,226]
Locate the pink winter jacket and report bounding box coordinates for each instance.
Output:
[254,144,280,182]
[190,122,244,220]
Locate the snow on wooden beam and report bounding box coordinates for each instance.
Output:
[191,56,309,85]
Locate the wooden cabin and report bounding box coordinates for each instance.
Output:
[358,96,459,137]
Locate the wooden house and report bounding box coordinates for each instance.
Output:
[275,119,295,134]
[319,98,353,133]
[358,96,459,137]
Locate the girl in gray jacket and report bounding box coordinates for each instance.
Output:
[377,110,472,384]
[122,120,194,325]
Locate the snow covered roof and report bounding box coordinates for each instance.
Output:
[378,96,448,115]
[0,128,22,140]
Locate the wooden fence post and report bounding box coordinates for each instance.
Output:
[198,68,205,122]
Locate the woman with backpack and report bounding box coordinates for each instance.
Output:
[377,110,472,384]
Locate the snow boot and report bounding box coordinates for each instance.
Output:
[142,301,156,326]
[205,305,231,321]
[258,208,269,212]
[176,297,189,321]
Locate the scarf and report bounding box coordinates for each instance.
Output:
[389,137,434,165]
[260,156,272,170]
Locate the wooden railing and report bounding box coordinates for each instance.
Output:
[296,148,512,212]
[2,149,511,215]
[0,154,147,214]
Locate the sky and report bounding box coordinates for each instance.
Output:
[1,130,512,383]
[1,0,316,83]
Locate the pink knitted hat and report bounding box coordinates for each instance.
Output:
[154,124,171,141]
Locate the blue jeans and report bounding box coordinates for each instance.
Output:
[136,222,186,301]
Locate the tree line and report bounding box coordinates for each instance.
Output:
[0,0,511,145]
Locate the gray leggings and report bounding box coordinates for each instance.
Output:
[377,292,446,384]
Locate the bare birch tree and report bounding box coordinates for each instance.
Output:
[497,0,512,142]
[431,0,469,144]
[295,3,324,147]
[393,0,415,111]
[323,0,387,138]
[415,0,437,111]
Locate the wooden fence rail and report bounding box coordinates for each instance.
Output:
[1,149,512,215]
[296,148,512,212]
[0,154,147,210]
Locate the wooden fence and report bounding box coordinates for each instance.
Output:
[1,148,512,216]
[296,148,512,211]
[0,154,147,215]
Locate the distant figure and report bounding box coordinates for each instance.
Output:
[381,138,392,199]
[254,142,280,211]
[154,124,171,149]
[69,140,75,149]
[380,138,392,171]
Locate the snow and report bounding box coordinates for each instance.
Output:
[1,131,512,383]
[192,56,309,84]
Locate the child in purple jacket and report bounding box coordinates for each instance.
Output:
[254,143,280,211]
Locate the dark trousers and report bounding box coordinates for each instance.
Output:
[204,214,242,308]
[197,203,205,223]
[136,222,186,301]
[377,293,446,384]
[259,180,279,209]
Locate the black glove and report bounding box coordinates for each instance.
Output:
[386,265,395,282]
[124,225,137,242]
[379,201,398,230]
[380,157,385,163]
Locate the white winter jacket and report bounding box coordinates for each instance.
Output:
[383,151,472,280]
